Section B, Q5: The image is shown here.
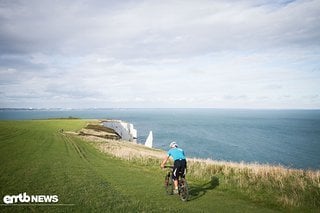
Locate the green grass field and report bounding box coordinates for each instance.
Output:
[0,120,317,212]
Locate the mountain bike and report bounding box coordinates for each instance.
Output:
[163,165,189,202]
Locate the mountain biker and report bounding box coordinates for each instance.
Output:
[161,141,187,194]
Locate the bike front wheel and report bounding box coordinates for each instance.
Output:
[179,178,189,201]
[164,173,173,195]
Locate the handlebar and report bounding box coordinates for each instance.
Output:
[163,165,174,169]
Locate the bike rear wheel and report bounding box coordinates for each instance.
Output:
[179,178,189,201]
[164,173,173,195]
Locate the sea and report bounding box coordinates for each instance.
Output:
[1,108,320,170]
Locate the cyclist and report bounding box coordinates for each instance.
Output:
[161,141,187,194]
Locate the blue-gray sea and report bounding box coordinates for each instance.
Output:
[1,108,320,170]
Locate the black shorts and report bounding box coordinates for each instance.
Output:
[172,159,187,180]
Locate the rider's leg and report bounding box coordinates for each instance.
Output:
[173,160,181,194]
[172,170,179,193]
[173,179,179,194]
[173,166,179,191]
[174,180,178,190]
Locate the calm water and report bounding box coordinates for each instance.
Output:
[1,108,320,170]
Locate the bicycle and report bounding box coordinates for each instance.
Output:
[163,165,189,202]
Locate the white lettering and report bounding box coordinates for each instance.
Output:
[38,195,44,202]
[52,195,59,203]
[12,195,19,203]
[18,193,23,202]
[43,195,52,202]
[22,192,30,202]
[3,195,12,204]
[31,195,37,202]
[2,193,60,204]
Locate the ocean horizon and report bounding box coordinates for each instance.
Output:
[1,108,320,170]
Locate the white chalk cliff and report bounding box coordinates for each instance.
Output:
[145,131,153,148]
[102,120,137,142]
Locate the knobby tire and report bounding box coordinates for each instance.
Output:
[179,178,189,202]
[164,173,173,195]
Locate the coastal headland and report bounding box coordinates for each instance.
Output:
[0,119,319,212]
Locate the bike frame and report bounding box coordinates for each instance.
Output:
[163,165,189,201]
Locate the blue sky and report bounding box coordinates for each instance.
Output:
[0,0,319,109]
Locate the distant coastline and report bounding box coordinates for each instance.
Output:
[1,107,320,111]
[1,108,319,170]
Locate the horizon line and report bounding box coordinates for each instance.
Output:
[1,107,320,111]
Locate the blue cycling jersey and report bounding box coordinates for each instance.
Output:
[168,147,186,161]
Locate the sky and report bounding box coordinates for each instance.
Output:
[0,0,319,109]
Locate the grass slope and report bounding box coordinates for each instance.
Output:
[0,120,310,212]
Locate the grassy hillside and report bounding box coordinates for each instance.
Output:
[0,120,318,212]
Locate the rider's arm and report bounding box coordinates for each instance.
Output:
[160,155,169,168]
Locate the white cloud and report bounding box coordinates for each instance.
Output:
[0,0,319,108]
